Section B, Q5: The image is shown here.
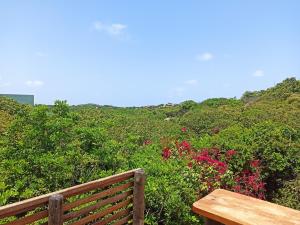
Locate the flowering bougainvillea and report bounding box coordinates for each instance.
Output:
[162,147,172,159]
[161,129,266,199]
[143,139,152,145]
[181,127,187,132]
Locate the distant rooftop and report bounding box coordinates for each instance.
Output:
[0,94,34,105]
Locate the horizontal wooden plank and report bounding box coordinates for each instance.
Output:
[0,169,138,219]
[192,189,300,225]
[4,210,48,225]
[63,181,133,211]
[111,214,132,225]
[94,207,132,225]
[71,197,132,225]
[64,190,133,221]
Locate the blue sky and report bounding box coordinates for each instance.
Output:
[0,1,299,106]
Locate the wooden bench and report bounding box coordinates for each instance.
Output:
[192,189,300,225]
[0,169,145,225]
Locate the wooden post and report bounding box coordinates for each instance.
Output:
[48,194,63,225]
[205,218,223,225]
[133,169,145,225]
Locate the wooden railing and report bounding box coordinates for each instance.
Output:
[0,169,145,225]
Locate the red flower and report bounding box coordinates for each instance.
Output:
[162,147,172,159]
[180,140,190,150]
[143,139,151,145]
[178,140,191,156]
[233,185,241,192]
[181,127,187,132]
[250,160,260,168]
[226,149,236,158]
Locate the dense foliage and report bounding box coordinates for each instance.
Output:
[0,78,299,224]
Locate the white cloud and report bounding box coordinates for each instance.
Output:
[196,52,214,61]
[185,79,198,85]
[25,80,44,87]
[35,52,47,57]
[93,21,127,36]
[253,69,264,77]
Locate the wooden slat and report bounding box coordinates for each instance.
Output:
[64,190,133,221]
[0,169,138,219]
[133,169,145,225]
[71,198,132,225]
[192,189,300,225]
[94,207,132,225]
[64,181,133,211]
[4,210,48,225]
[111,214,132,225]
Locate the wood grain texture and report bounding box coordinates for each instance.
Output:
[70,198,132,225]
[48,194,63,225]
[63,190,133,221]
[192,189,300,225]
[63,181,133,211]
[112,214,133,225]
[93,207,132,225]
[4,210,48,225]
[0,169,137,219]
[133,169,145,225]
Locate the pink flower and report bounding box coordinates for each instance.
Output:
[226,149,236,158]
[233,185,241,192]
[180,140,190,150]
[162,147,172,159]
[181,127,187,132]
[250,160,260,168]
[143,139,151,145]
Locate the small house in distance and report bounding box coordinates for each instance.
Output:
[0,94,34,105]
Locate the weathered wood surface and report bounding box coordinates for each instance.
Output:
[193,189,300,225]
[133,169,145,225]
[4,210,48,225]
[48,194,63,225]
[71,198,132,225]
[63,190,133,221]
[63,181,133,211]
[0,169,137,219]
[0,169,142,225]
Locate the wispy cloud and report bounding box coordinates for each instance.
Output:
[25,80,44,87]
[93,21,128,37]
[185,79,198,85]
[196,52,214,61]
[253,69,264,77]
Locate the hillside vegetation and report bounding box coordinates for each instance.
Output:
[0,78,299,225]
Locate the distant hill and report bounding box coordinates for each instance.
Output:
[241,77,300,103]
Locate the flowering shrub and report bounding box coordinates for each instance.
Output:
[181,127,187,132]
[161,130,266,199]
[143,139,152,145]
